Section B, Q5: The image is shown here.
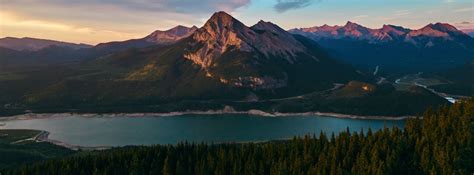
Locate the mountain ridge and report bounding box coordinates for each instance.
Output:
[289,22,472,45]
[0,37,92,51]
[289,21,474,72]
[94,25,198,52]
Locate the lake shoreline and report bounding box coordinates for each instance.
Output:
[34,130,111,151]
[1,109,412,150]
[0,109,419,121]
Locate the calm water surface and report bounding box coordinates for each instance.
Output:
[2,114,405,147]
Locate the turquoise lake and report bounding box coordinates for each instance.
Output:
[1,114,405,147]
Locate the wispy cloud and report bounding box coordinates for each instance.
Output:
[453,7,474,13]
[455,21,474,30]
[0,12,88,33]
[274,0,319,13]
[380,9,412,21]
[394,10,412,16]
[0,11,144,44]
[352,15,369,19]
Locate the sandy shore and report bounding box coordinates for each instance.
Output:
[0,108,419,121]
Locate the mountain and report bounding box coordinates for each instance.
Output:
[290,22,402,42]
[144,25,198,44]
[122,12,363,93]
[0,37,91,51]
[289,22,474,73]
[93,25,197,53]
[461,29,474,38]
[0,26,198,71]
[290,22,472,45]
[0,45,92,71]
[0,12,446,117]
[22,11,366,109]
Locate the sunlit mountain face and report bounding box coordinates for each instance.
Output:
[289,22,474,73]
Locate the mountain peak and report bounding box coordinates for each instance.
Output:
[199,11,248,36]
[166,25,197,35]
[344,21,362,28]
[409,23,450,38]
[252,20,286,33]
[205,11,239,26]
[168,25,195,31]
[144,25,197,44]
[381,24,409,35]
[187,11,254,68]
[211,11,233,19]
[420,23,458,32]
[185,12,306,68]
[430,23,460,33]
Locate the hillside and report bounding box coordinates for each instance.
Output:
[429,59,474,96]
[21,12,365,108]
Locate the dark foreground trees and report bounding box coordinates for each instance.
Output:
[5,99,474,175]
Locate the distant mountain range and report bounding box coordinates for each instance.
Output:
[0,26,198,70]
[2,20,473,74]
[94,25,198,53]
[290,22,472,45]
[0,37,91,51]
[290,22,474,73]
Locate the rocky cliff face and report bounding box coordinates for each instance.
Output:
[184,11,306,69]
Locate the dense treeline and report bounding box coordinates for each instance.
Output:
[5,99,474,175]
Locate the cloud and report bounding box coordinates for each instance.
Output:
[380,9,413,21]
[394,10,412,16]
[455,21,474,30]
[0,11,141,44]
[352,15,369,19]
[274,0,318,13]
[453,7,474,13]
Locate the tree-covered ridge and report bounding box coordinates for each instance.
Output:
[5,99,474,175]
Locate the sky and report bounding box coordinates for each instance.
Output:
[1,0,473,45]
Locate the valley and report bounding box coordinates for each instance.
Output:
[2,11,465,118]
